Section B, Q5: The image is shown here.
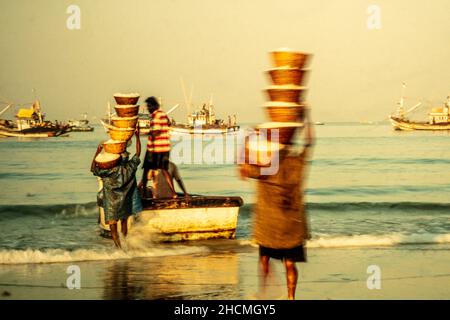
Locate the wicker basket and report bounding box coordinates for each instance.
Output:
[111,116,138,129]
[113,93,140,105]
[103,140,127,154]
[256,122,304,144]
[264,103,304,122]
[270,50,310,69]
[108,127,135,141]
[243,132,283,167]
[95,152,121,169]
[265,86,307,103]
[114,105,140,117]
[267,68,309,86]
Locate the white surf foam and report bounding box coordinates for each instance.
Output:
[237,233,450,249]
[0,246,208,265]
[308,233,450,248]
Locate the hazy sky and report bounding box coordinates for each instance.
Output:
[1,0,449,122]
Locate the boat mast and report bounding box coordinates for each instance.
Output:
[397,82,406,118]
[208,94,214,125]
[0,104,12,117]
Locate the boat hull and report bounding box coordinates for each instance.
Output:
[0,126,71,137]
[98,196,243,242]
[170,125,240,135]
[71,126,94,132]
[389,116,450,131]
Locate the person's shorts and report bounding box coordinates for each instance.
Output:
[143,151,170,170]
[259,244,307,262]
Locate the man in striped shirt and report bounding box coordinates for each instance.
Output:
[141,96,176,197]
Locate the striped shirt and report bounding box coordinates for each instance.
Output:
[147,109,171,153]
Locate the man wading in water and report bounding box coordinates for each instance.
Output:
[140,96,176,197]
[91,127,142,248]
[239,110,315,300]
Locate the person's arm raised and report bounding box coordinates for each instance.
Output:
[135,126,141,158]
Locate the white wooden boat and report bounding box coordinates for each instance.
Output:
[99,195,243,241]
[389,83,450,131]
[389,116,450,131]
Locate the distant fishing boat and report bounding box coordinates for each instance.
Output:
[0,101,71,138]
[389,83,450,131]
[171,100,240,135]
[170,79,240,135]
[314,121,325,125]
[99,194,243,241]
[68,113,94,132]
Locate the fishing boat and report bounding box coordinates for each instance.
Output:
[170,79,240,135]
[68,113,94,132]
[170,100,240,135]
[389,84,450,131]
[98,195,244,241]
[0,101,71,138]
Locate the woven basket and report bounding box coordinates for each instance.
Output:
[267,68,309,86]
[243,133,283,167]
[103,140,127,154]
[265,86,307,103]
[270,50,310,69]
[95,153,121,169]
[113,94,140,105]
[109,127,135,141]
[114,105,140,117]
[256,122,303,144]
[111,116,138,129]
[265,105,304,122]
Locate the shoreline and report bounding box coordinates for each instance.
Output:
[1,243,449,300]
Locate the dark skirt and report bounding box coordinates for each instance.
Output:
[143,151,170,170]
[259,244,307,262]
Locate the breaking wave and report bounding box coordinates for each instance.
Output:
[238,233,450,249]
[0,245,208,265]
[307,233,450,248]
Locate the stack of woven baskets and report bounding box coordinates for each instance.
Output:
[261,48,311,144]
[244,49,311,167]
[95,93,140,169]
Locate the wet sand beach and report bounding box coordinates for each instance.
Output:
[1,241,449,300]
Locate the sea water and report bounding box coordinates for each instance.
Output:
[0,123,449,264]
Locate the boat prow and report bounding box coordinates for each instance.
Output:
[99,195,244,242]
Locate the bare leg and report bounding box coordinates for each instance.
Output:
[110,223,121,249]
[284,259,298,300]
[121,219,128,237]
[259,255,270,294]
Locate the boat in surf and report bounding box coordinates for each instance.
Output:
[0,101,71,138]
[389,83,450,131]
[98,194,243,241]
[68,113,94,132]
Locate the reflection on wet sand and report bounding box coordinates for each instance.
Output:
[103,251,240,299]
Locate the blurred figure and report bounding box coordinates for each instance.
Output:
[240,110,314,300]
